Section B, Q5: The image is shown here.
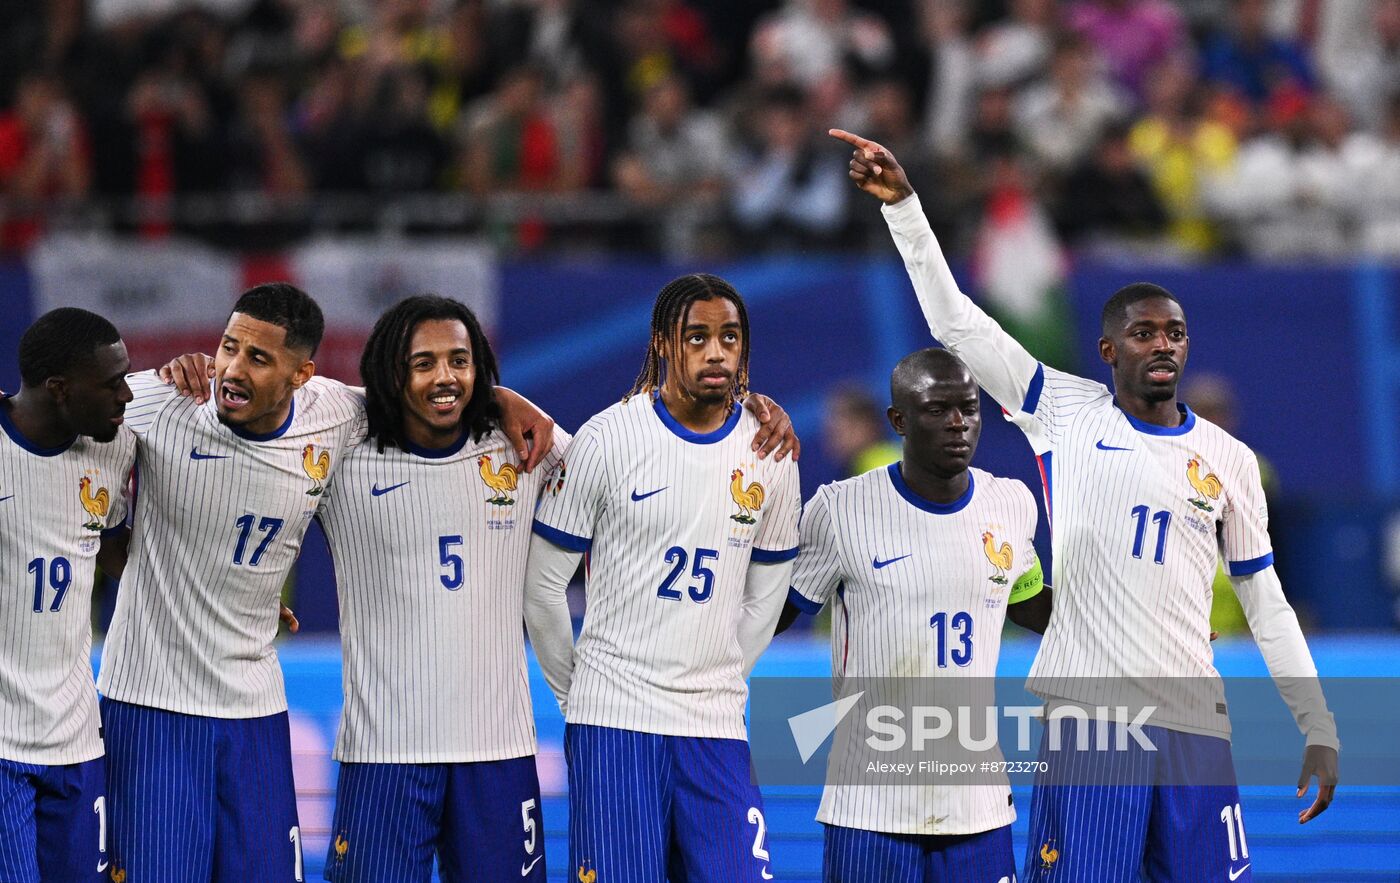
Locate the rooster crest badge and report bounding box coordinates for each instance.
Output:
[302,445,330,496]
[1186,456,1222,512]
[79,476,110,532]
[729,468,765,524]
[479,454,519,506]
[982,531,1012,586]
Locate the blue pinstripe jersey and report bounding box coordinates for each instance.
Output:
[0,406,134,763]
[533,395,800,740]
[98,371,366,718]
[792,464,1040,835]
[318,426,569,763]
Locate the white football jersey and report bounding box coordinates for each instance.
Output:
[792,464,1042,836]
[532,394,800,740]
[319,426,569,763]
[884,195,1279,737]
[0,405,134,764]
[98,371,365,718]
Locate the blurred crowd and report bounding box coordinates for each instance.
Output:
[2,0,1400,258]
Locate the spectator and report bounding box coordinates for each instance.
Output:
[1323,0,1400,134]
[1016,34,1129,172]
[358,64,450,194]
[1206,91,1351,258]
[1200,0,1315,108]
[750,0,895,89]
[1357,94,1400,256]
[1065,0,1186,104]
[1055,121,1168,252]
[823,384,900,478]
[1129,55,1238,254]
[0,71,91,251]
[919,0,976,158]
[226,67,308,198]
[971,146,1077,370]
[730,84,849,249]
[460,65,560,195]
[976,0,1057,90]
[613,74,725,255]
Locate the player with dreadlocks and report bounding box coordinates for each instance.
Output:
[525,273,802,881]
[307,293,569,882]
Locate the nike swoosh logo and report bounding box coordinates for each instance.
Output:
[1095,439,1133,452]
[371,481,410,497]
[520,855,543,876]
[630,487,668,502]
[761,867,774,880]
[1229,863,1250,880]
[873,554,911,570]
[97,860,108,873]
[189,447,230,460]
[0,495,11,503]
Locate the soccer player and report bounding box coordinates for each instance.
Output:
[776,347,1050,882]
[831,128,1339,882]
[0,308,135,881]
[524,273,802,882]
[154,293,796,882]
[96,282,556,882]
[314,295,567,882]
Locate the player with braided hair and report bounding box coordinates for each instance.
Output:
[525,273,802,881]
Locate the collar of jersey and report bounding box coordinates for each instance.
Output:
[1114,400,1197,437]
[225,397,296,442]
[651,393,741,444]
[402,428,470,459]
[0,397,76,456]
[886,463,975,514]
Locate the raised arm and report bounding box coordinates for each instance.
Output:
[830,129,1042,415]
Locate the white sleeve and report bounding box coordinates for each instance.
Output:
[788,486,843,613]
[737,557,796,678]
[881,194,1042,416]
[122,370,178,436]
[522,532,582,715]
[1231,566,1340,750]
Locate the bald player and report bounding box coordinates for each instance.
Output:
[0,308,135,881]
[778,348,1050,882]
[833,128,1337,883]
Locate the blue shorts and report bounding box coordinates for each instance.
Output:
[100,698,301,882]
[0,755,105,882]
[823,823,1016,883]
[324,757,545,883]
[566,723,772,883]
[1023,718,1250,882]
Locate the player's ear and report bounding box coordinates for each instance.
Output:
[44,374,69,404]
[887,405,906,437]
[291,358,316,390]
[1098,336,1116,366]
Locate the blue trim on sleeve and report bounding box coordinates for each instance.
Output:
[1115,401,1197,437]
[651,394,742,444]
[0,399,76,456]
[531,519,592,552]
[787,586,823,615]
[886,463,975,514]
[1022,363,1045,415]
[1227,552,1274,576]
[228,397,296,441]
[752,546,799,563]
